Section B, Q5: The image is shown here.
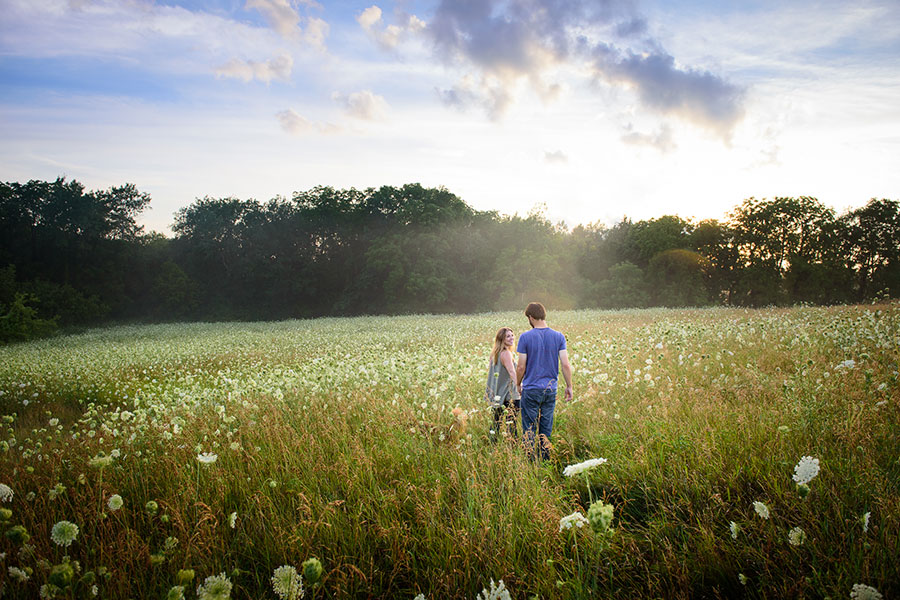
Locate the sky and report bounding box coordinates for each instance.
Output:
[1,0,899,234]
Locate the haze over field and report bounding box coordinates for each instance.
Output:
[2,0,899,231]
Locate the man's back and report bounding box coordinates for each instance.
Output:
[517,327,566,391]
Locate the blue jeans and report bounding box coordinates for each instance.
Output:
[520,388,556,460]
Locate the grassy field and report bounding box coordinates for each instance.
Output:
[0,304,897,599]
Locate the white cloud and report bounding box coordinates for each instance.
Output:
[331,90,389,120]
[245,0,300,39]
[357,4,425,50]
[244,0,328,49]
[276,109,338,135]
[215,52,293,83]
[621,123,676,153]
[544,150,568,164]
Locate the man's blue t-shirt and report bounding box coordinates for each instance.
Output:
[517,327,567,391]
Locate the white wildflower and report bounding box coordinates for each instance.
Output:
[788,526,806,546]
[229,512,237,529]
[197,452,218,465]
[752,501,770,519]
[559,511,589,532]
[729,521,740,539]
[0,483,12,502]
[476,579,511,600]
[107,494,123,511]
[850,584,882,600]
[271,565,304,600]
[50,520,79,547]
[8,565,30,582]
[563,458,608,477]
[197,572,232,600]
[861,512,870,532]
[792,456,820,485]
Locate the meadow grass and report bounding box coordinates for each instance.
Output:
[0,304,897,599]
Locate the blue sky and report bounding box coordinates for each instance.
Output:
[1,0,899,233]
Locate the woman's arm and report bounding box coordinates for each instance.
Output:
[500,349,519,399]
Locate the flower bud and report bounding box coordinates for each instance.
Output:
[302,557,323,585]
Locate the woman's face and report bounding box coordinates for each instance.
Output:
[504,329,515,347]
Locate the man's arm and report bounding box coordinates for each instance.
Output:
[559,349,573,401]
[516,353,527,395]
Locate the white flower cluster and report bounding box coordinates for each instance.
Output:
[559,511,590,532]
[197,573,232,600]
[788,526,806,546]
[0,483,12,502]
[476,579,511,600]
[271,565,304,600]
[562,458,608,477]
[50,520,79,547]
[850,584,882,600]
[752,501,770,520]
[792,456,820,485]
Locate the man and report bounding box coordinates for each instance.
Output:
[516,301,573,461]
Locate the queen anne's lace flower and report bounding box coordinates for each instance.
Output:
[107,494,123,511]
[197,453,218,465]
[50,521,79,547]
[8,566,29,582]
[752,501,770,519]
[559,511,589,532]
[0,483,12,502]
[850,584,882,600]
[792,456,820,485]
[788,526,806,546]
[861,512,871,532]
[271,565,304,600]
[729,521,740,539]
[476,579,511,600]
[563,458,608,477]
[197,573,232,600]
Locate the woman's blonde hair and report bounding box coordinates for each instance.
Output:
[490,327,514,365]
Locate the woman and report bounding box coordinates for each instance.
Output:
[484,327,520,440]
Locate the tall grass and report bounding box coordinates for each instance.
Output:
[0,304,897,598]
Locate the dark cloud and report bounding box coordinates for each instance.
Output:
[422,0,745,135]
[598,49,745,136]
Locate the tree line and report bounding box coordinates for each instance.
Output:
[1,177,898,341]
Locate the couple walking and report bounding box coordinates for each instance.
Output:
[485,302,573,461]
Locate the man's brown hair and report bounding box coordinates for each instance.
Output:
[524,302,546,321]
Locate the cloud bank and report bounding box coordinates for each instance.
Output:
[368,0,746,136]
